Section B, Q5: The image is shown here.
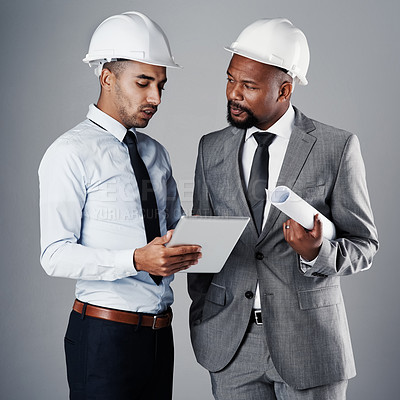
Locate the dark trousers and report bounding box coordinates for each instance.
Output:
[64,310,174,400]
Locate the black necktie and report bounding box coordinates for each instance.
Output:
[123,130,162,285]
[247,132,276,235]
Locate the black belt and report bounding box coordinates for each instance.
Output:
[249,309,263,325]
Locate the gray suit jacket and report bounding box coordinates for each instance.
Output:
[188,107,378,389]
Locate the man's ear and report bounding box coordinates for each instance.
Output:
[99,67,114,92]
[278,81,293,102]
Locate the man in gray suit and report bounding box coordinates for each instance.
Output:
[188,18,378,399]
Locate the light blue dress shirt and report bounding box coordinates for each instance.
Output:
[39,104,183,313]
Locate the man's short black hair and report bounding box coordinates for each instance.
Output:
[102,59,130,77]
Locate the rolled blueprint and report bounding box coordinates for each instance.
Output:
[268,186,336,240]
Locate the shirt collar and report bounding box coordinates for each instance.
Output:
[245,104,295,142]
[86,103,136,142]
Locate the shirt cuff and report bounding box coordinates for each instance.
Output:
[114,249,137,276]
[299,255,318,273]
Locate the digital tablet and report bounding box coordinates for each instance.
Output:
[166,216,249,273]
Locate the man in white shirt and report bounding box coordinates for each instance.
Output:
[188,18,378,399]
[39,12,201,400]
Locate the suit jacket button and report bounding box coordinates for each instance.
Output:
[245,291,254,299]
[255,252,264,260]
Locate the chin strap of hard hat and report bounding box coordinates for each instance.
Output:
[92,63,103,78]
[289,76,296,93]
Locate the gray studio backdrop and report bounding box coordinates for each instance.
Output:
[0,0,398,399]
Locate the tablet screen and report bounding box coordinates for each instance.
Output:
[166,216,249,273]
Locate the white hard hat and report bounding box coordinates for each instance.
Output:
[83,11,181,76]
[225,18,310,85]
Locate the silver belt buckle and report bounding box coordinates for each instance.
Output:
[152,315,160,330]
[152,312,171,330]
[254,310,263,325]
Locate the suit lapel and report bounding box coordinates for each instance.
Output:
[257,109,317,244]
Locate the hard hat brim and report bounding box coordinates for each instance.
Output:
[83,55,182,69]
[224,47,308,86]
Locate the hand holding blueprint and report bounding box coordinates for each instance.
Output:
[268,186,336,240]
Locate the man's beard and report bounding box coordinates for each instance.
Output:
[115,81,157,128]
[226,101,258,129]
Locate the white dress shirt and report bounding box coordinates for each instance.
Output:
[241,105,294,309]
[39,104,183,313]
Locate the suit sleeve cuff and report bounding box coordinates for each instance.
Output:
[299,255,318,273]
[302,239,336,277]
